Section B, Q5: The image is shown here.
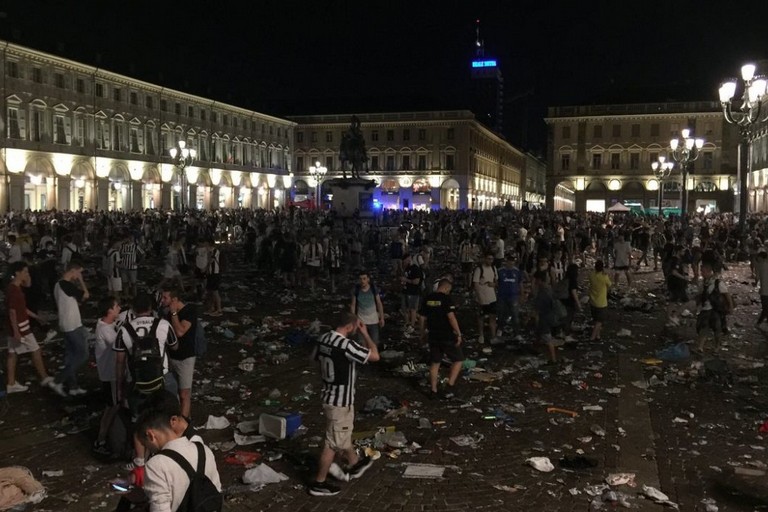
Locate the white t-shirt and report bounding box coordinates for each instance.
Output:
[54,280,83,332]
[701,278,728,311]
[95,319,119,382]
[113,316,177,375]
[492,239,505,259]
[8,244,22,263]
[472,265,498,305]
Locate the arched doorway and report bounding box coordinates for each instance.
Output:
[108,165,129,211]
[379,178,400,209]
[411,178,431,210]
[553,180,575,211]
[441,178,460,210]
[585,180,607,212]
[23,157,54,210]
[142,166,162,210]
[196,170,212,210]
[621,181,646,208]
[70,161,95,211]
[218,173,233,208]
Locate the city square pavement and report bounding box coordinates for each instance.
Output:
[2,247,768,511]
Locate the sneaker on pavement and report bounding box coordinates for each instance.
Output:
[92,440,112,457]
[564,335,577,343]
[48,381,67,397]
[44,330,58,343]
[308,480,341,496]
[328,462,350,482]
[68,387,87,396]
[7,382,29,393]
[40,376,54,387]
[348,456,374,479]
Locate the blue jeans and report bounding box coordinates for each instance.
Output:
[56,326,89,389]
[357,323,381,346]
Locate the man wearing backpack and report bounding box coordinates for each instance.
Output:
[114,293,179,487]
[136,407,222,511]
[160,287,197,421]
[349,272,385,347]
[696,261,733,353]
[472,253,499,344]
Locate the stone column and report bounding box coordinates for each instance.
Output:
[97,179,110,211]
[58,176,71,211]
[8,174,24,211]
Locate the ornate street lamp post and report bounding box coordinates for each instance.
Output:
[169,140,196,211]
[308,160,327,209]
[719,63,767,233]
[651,156,674,217]
[669,129,703,218]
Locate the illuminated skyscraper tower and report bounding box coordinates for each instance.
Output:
[470,19,503,135]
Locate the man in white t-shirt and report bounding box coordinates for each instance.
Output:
[472,253,498,344]
[612,235,633,287]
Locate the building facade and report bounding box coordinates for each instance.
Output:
[289,111,528,211]
[0,40,295,212]
[545,102,739,213]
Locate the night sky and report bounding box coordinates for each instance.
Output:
[3,0,767,154]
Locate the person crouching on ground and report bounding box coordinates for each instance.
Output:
[308,312,380,496]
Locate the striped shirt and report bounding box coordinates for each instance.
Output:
[107,249,122,279]
[316,330,370,407]
[327,246,342,269]
[120,241,144,270]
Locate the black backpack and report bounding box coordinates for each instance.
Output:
[124,318,165,395]
[157,442,223,512]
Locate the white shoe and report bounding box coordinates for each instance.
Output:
[48,381,67,397]
[478,336,486,344]
[40,376,54,387]
[68,387,88,396]
[328,462,350,482]
[564,335,577,343]
[7,382,29,393]
[43,330,58,343]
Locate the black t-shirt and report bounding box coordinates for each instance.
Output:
[404,264,424,295]
[419,292,455,342]
[168,304,197,360]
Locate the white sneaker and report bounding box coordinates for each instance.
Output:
[7,382,29,393]
[43,330,58,343]
[564,335,577,343]
[328,462,350,482]
[48,381,67,397]
[68,387,88,396]
[40,376,54,387]
[478,336,486,344]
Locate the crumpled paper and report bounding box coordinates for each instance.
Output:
[526,457,554,472]
[203,415,231,430]
[242,464,288,485]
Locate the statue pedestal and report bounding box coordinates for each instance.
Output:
[326,178,377,218]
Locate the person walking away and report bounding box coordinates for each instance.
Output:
[419,278,464,398]
[106,238,123,301]
[92,296,122,457]
[194,240,209,300]
[49,261,90,397]
[327,237,343,293]
[401,254,424,336]
[666,245,690,327]
[350,272,385,348]
[588,260,611,341]
[308,312,380,496]
[531,270,558,363]
[560,263,582,342]
[612,235,632,288]
[5,261,54,393]
[163,239,186,293]
[205,240,222,317]
[160,287,197,420]
[120,234,144,299]
[472,253,498,344]
[303,235,324,293]
[696,261,733,352]
[497,254,523,339]
[458,235,477,291]
[635,227,651,270]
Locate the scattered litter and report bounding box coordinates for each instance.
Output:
[242,464,288,486]
[583,405,603,412]
[234,432,267,445]
[238,358,256,372]
[617,328,632,337]
[642,485,679,508]
[403,463,447,479]
[41,470,63,477]
[526,457,554,472]
[605,473,636,486]
[546,407,578,417]
[733,467,766,476]
[590,424,606,437]
[493,484,525,493]
[225,451,262,466]
[203,415,231,430]
[656,343,690,362]
[236,421,260,434]
[450,433,484,448]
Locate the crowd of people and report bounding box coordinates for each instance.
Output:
[0,204,762,506]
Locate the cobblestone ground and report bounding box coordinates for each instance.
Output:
[1,247,767,511]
